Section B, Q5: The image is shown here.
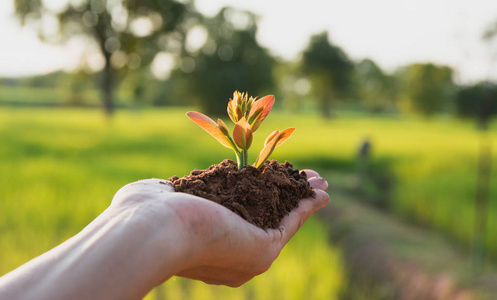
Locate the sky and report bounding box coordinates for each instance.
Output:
[1,0,497,83]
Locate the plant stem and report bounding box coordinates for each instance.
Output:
[235,153,241,169]
[238,150,248,170]
[232,146,242,169]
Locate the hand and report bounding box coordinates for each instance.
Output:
[112,169,330,287]
[177,169,330,286]
[0,170,329,300]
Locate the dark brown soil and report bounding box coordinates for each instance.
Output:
[168,159,315,229]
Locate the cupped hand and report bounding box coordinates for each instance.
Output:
[111,170,330,287]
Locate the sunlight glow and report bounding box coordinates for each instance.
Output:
[151,52,175,80]
[2,0,497,82]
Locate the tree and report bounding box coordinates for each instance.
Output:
[401,63,454,116]
[274,61,311,112]
[57,71,96,106]
[466,22,497,270]
[455,82,497,129]
[301,32,354,118]
[483,19,497,43]
[456,82,497,269]
[175,7,275,116]
[14,0,196,116]
[354,59,398,112]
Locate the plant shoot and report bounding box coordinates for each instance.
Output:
[187,91,295,169]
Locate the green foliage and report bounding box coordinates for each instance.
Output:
[301,32,352,91]
[483,19,497,41]
[401,63,454,116]
[301,31,354,118]
[0,72,70,106]
[1,106,497,296]
[455,82,497,128]
[14,0,194,66]
[0,107,344,299]
[14,0,196,114]
[354,59,399,113]
[0,85,59,106]
[268,111,497,259]
[0,71,65,88]
[57,72,99,106]
[177,7,275,116]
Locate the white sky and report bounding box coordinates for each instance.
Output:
[1,0,497,83]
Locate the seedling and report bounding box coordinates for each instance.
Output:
[187,91,295,170]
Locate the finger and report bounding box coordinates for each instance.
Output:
[178,266,254,287]
[278,189,330,244]
[302,169,320,179]
[308,176,328,191]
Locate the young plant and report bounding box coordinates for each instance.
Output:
[187,91,295,170]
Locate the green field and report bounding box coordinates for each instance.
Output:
[1,107,496,298]
[0,85,59,105]
[0,107,344,299]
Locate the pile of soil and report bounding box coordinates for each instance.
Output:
[168,159,315,229]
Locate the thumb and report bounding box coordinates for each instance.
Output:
[277,189,330,245]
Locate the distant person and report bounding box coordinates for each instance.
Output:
[0,170,329,300]
[357,137,372,188]
[358,137,371,159]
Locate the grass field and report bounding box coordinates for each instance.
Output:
[0,85,59,105]
[0,107,344,299]
[1,106,496,297]
[272,110,497,259]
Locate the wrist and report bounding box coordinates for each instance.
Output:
[110,179,231,284]
[105,198,197,287]
[110,180,214,281]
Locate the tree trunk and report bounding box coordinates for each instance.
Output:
[472,130,492,270]
[101,55,114,117]
[316,74,333,119]
[321,95,331,119]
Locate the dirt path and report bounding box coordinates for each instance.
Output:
[319,173,497,300]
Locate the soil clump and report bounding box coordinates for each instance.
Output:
[168,159,315,229]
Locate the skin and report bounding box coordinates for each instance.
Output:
[0,170,329,300]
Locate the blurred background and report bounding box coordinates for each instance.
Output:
[1,0,497,299]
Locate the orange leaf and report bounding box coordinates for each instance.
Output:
[264,130,280,146]
[254,135,278,168]
[186,111,234,149]
[254,128,295,168]
[229,91,244,122]
[248,107,263,126]
[249,95,274,132]
[233,117,253,150]
[235,106,243,122]
[217,118,229,136]
[227,100,236,123]
[274,128,295,147]
[245,96,256,118]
